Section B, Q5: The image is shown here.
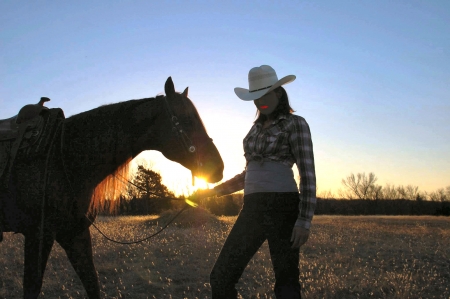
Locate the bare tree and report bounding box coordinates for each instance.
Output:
[316,183,336,199]
[382,184,400,200]
[429,188,448,202]
[397,185,420,200]
[372,184,383,200]
[317,189,336,199]
[341,172,380,200]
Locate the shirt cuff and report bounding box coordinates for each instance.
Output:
[294,218,311,230]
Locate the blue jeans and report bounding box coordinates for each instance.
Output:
[210,192,301,299]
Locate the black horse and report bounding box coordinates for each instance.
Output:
[0,77,224,298]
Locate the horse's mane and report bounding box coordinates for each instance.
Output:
[67,98,156,213]
[90,157,132,213]
[67,97,156,123]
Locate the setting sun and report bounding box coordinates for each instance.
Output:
[193,177,209,191]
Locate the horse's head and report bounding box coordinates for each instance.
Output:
[131,77,224,183]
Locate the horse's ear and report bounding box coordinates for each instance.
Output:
[182,87,189,98]
[165,77,175,96]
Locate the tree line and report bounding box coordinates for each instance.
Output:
[317,172,449,216]
[99,166,449,216]
[325,172,449,202]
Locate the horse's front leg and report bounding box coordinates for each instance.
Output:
[57,227,100,299]
[23,231,54,299]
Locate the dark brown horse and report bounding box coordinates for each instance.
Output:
[0,77,224,298]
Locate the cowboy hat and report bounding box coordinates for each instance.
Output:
[234,65,296,101]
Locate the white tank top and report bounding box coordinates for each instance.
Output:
[244,161,298,195]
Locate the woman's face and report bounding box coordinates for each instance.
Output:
[254,90,280,115]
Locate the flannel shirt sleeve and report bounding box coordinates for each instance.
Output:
[289,117,316,229]
[213,170,246,196]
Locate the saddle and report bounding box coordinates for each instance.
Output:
[0,97,65,187]
[1,98,66,239]
[0,97,50,141]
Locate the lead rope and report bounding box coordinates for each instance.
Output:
[87,205,190,245]
[59,128,195,245]
[83,172,194,245]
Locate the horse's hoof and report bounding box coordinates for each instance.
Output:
[0,232,3,242]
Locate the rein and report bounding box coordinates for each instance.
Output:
[87,205,190,245]
[57,95,208,245]
[85,172,193,245]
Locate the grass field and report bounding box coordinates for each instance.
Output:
[1,212,449,299]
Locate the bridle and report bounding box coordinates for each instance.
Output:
[159,94,213,185]
[160,94,197,154]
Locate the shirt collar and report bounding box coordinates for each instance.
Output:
[255,114,289,128]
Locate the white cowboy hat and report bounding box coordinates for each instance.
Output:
[234,65,296,101]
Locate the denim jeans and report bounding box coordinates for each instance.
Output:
[210,192,301,299]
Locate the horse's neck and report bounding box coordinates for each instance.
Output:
[64,100,159,182]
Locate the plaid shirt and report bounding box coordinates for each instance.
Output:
[214,114,316,229]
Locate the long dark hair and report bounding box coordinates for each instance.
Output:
[254,86,295,124]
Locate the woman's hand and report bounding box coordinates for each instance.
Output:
[290,227,310,249]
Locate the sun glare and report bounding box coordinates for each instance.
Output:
[193,177,209,190]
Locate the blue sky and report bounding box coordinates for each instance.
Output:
[1,0,449,195]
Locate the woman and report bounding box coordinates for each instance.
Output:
[201,65,316,299]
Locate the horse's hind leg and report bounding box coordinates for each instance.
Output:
[23,232,54,299]
[57,228,101,299]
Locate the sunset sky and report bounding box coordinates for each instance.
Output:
[1,1,449,196]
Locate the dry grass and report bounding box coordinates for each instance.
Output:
[1,214,449,298]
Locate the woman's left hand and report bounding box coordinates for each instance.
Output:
[290,227,310,249]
